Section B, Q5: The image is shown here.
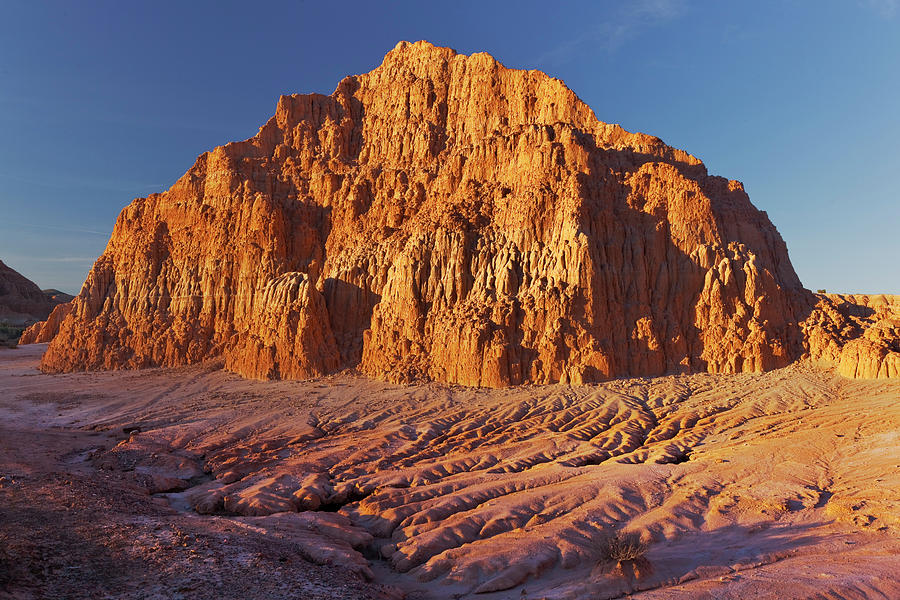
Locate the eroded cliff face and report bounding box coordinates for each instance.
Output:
[20,302,73,344]
[41,41,882,384]
[803,294,900,379]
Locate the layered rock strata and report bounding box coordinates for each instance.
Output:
[36,41,896,383]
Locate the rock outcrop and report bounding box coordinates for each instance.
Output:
[804,294,900,379]
[0,260,56,326]
[20,302,74,344]
[36,41,897,383]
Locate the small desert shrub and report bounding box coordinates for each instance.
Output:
[601,530,648,563]
[597,530,653,580]
[817,289,827,294]
[0,324,25,348]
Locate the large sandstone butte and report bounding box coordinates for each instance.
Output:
[38,41,899,384]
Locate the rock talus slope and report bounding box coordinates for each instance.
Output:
[38,41,897,383]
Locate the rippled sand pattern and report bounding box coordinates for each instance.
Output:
[3,345,899,599]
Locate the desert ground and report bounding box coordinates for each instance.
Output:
[1,343,898,600]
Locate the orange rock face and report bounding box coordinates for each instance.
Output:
[20,302,73,344]
[803,294,900,379]
[37,41,896,383]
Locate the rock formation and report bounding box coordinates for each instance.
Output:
[803,294,900,379]
[37,41,898,383]
[19,302,74,344]
[0,260,57,326]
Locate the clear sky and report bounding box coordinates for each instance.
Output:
[1,0,897,294]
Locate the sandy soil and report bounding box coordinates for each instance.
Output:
[1,344,898,599]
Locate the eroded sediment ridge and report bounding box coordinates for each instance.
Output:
[5,344,896,599]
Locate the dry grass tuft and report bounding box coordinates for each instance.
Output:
[597,530,653,580]
[601,530,648,563]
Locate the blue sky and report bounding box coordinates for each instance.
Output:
[1,0,897,294]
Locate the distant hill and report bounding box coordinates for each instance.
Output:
[42,289,76,304]
[0,260,56,327]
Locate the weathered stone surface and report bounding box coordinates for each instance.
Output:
[20,302,74,344]
[804,294,900,379]
[36,41,897,383]
[223,271,339,380]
